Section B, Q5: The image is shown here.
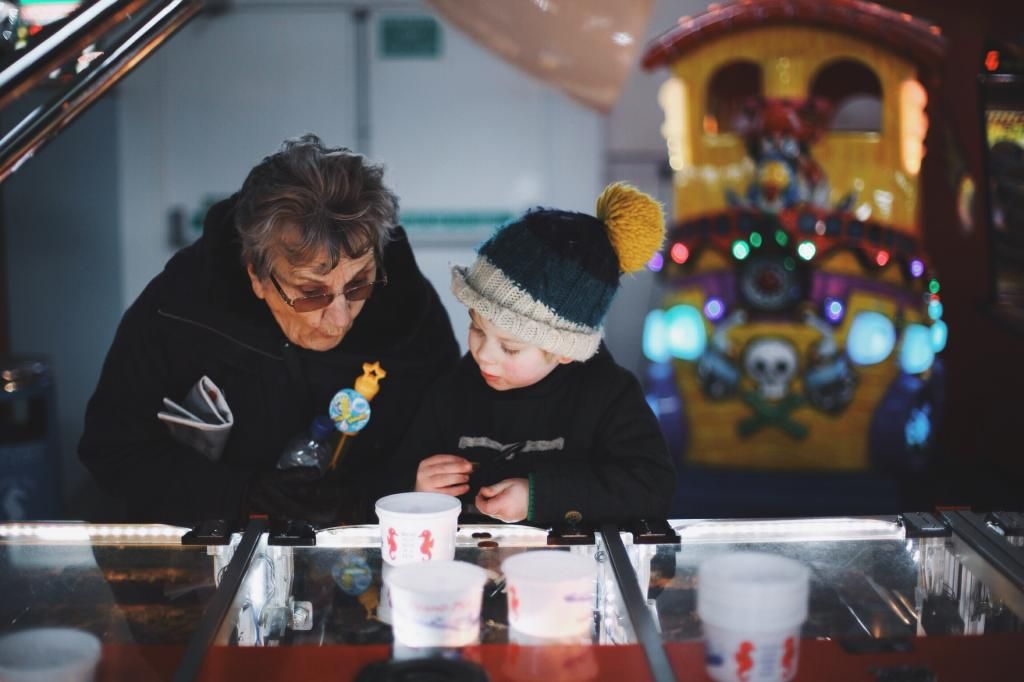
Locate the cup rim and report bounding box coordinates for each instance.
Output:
[501,549,595,583]
[375,492,462,517]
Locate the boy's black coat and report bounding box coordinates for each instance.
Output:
[392,350,675,525]
[79,196,459,524]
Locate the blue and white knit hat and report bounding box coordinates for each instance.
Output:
[451,183,665,361]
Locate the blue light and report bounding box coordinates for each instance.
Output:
[899,323,935,374]
[928,299,943,320]
[824,297,844,323]
[846,311,896,365]
[704,297,725,321]
[665,304,707,360]
[930,320,948,352]
[642,309,670,363]
[905,405,931,447]
[910,259,925,278]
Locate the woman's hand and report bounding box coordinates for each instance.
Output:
[475,478,528,523]
[415,454,472,496]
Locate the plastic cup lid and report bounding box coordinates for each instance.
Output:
[501,550,595,583]
[697,552,810,630]
[375,492,461,517]
[386,560,487,593]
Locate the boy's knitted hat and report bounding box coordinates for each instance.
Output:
[451,183,664,361]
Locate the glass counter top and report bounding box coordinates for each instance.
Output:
[213,524,637,649]
[640,517,1024,643]
[0,523,222,645]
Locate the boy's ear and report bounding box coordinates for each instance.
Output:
[557,356,574,365]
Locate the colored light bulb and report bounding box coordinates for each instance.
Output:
[847,311,896,365]
[930,319,948,352]
[665,304,707,360]
[648,252,664,272]
[824,298,844,322]
[899,323,935,374]
[642,309,670,363]
[704,297,725,321]
[732,240,750,260]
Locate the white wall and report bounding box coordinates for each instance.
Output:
[116,0,605,356]
[2,95,124,511]
[117,4,359,305]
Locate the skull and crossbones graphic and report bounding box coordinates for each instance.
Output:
[737,337,808,439]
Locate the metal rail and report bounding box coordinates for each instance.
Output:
[0,0,148,109]
[172,518,267,682]
[599,524,677,682]
[0,0,203,183]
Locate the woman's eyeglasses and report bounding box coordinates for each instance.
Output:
[269,270,388,313]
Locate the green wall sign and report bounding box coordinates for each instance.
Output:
[379,17,442,59]
[401,211,514,232]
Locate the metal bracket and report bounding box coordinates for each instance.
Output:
[181,519,233,546]
[898,512,951,538]
[627,518,681,545]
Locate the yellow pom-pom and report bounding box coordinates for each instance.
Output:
[595,182,665,273]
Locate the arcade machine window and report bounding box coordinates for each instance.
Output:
[810,58,882,133]
[979,39,1024,333]
[705,60,762,135]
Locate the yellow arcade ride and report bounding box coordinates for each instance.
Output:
[640,0,948,483]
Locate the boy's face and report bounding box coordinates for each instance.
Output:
[468,310,570,391]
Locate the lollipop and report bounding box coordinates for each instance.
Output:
[328,361,386,470]
[329,389,371,435]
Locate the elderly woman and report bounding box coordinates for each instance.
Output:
[79,135,459,525]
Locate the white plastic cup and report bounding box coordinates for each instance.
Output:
[375,492,461,566]
[697,552,810,682]
[385,560,487,647]
[0,627,101,682]
[501,550,596,639]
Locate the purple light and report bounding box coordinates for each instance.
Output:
[910,259,925,278]
[648,252,664,272]
[824,297,844,323]
[704,297,725,321]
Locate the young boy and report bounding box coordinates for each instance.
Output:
[392,183,675,525]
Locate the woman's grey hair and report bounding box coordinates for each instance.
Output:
[235,134,400,279]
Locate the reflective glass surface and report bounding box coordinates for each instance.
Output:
[216,525,637,648]
[640,517,1024,642]
[0,523,218,644]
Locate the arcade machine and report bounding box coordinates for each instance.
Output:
[979,37,1024,331]
[640,0,949,516]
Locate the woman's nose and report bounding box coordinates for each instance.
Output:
[321,295,353,327]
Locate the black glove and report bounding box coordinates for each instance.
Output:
[247,467,353,526]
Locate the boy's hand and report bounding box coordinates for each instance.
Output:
[415,454,472,496]
[475,478,528,523]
